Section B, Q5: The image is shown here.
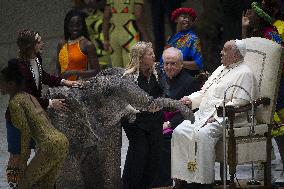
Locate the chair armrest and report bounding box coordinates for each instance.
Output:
[217,97,271,117]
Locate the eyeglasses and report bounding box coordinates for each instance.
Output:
[164,62,178,67]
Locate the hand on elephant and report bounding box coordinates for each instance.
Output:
[51,99,69,111]
[180,96,192,106]
[61,79,82,88]
[148,103,162,113]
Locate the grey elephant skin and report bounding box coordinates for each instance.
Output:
[46,68,194,189]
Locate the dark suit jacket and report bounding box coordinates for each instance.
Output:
[5,56,62,121]
[165,69,200,129]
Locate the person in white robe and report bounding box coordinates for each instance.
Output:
[171,39,257,189]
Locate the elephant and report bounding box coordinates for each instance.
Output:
[46,68,194,189]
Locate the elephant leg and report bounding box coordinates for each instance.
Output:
[99,126,122,189]
[80,145,104,189]
[56,153,85,189]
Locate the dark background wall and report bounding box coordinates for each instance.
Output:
[0,0,245,110]
[0,1,246,187]
[0,0,245,72]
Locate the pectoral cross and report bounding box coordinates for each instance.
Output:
[187,161,197,171]
[187,142,197,171]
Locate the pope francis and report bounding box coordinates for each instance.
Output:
[171,39,257,189]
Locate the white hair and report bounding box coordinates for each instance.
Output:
[162,47,183,64]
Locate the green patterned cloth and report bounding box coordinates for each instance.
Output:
[251,2,273,24]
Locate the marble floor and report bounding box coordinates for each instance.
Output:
[0,98,283,188]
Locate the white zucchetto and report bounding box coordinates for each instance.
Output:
[235,39,247,57]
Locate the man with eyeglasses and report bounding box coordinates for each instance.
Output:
[151,47,200,188]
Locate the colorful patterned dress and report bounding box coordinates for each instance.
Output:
[160,29,203,77]
[106,0,143,68]
[262,26,284,46]
[9,92,69,189]
[273,20,284,41]
[262,26,284,137]
[86,10,113,69]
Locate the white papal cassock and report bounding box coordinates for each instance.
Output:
[171,61,257,184]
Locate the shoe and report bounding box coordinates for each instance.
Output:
[185,183,200,189]
[173,180,187,189]
[173,185,187,189]
[199,184,213,189]
[273,172,284,187]
[214,180,230,186]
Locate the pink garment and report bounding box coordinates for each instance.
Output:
[163,128,173,135]
[162,110,180,134]
[163,111,178,121]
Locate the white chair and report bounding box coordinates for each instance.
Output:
[215,37,283,189]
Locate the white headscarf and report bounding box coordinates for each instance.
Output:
[235,39,247,57]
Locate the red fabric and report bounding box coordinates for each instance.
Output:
[111,7,117,13]
[5,56,62,121]
[162,110,180,135]
[163,111,178,121]
[171,8,197,22]
[163,128,173,135]
[121,6,129,13]
[262,26,275,40]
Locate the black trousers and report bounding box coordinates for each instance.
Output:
[151,134,173,187]
[122,124,163,189]
[80,146,104,189]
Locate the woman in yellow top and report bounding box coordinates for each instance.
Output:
[103,0,150,68]
[0,65,69,189]
[57,9,101,81]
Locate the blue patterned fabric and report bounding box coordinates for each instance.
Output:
[159,29,203,71]
[276,77,284,112]
[263,26,284,46]
[6,121,35,154]
[262,27,284,112]
[266,31,284,46]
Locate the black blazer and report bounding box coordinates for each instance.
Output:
[165,69,200,129]
[5,56,62,121]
